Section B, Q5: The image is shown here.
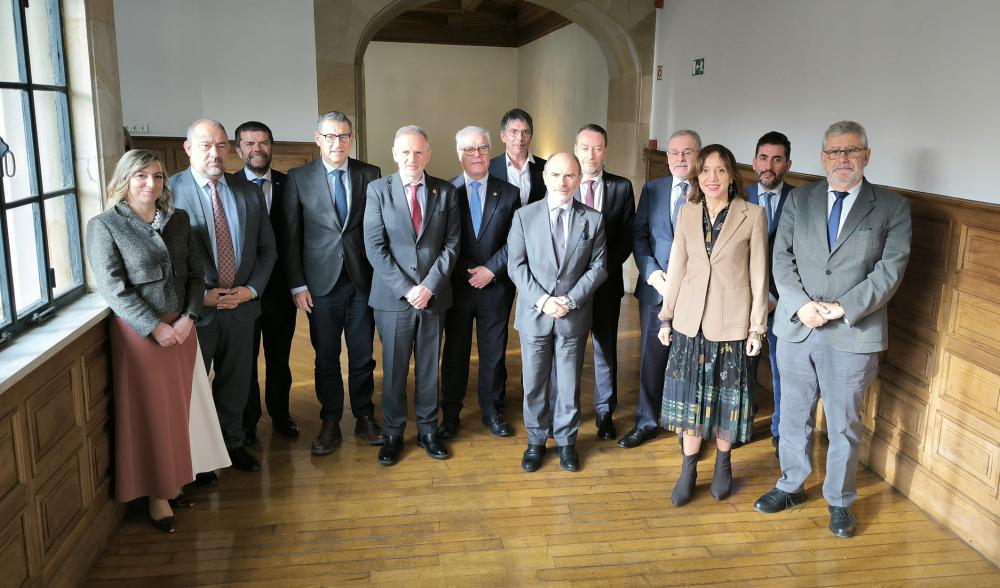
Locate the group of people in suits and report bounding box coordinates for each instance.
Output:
[90,107,910,539]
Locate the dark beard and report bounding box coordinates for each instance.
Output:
[757,173,782,190]
[246,155,271,176]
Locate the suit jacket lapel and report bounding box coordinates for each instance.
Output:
[559,204,586,275]
[419,182,439,241]
[232,179,248,264]
[344,162,366,231]
[183,171,214,258]
[710,198,747,260]
[390,174,418,242]
[811,182,834,254]
[307,160,342,232]
[477,177,501,242]
[831,181,875,255]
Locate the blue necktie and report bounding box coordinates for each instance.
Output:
[331,169,347,227]
[828,190,849,250]
[671,181,688,229]
[251,177,265,188]
[760,191,774,231]
[469,180,483,238]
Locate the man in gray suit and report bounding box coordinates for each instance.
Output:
[363,125,460,466]
[169,118,278,474]
[283,112,384,456]
[754,121,911,538]
[508,153,607,473]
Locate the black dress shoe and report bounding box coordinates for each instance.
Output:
[354,414,385,445]
[243,426,257,446]
[596,411,616,440]
[378,435,403,466]
[228,446,261,472]
[192,471,218,487]
[556,445,580,472]
[149,515,176,534]
[482,413,513,437]
[829,506,856,538]
[753,488,806,513]
[273,415,300,439]
[417,433,450,460]
[169,493,194,509]
[522,444,546,472]
[436,418,459,440]
[618,426,656,448]
[311,420,343,455]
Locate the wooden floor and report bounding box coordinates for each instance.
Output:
[86,298,1000,587]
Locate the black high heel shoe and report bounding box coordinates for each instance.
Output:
[149,515,176,533]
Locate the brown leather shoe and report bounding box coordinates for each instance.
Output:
[354,414,385,446]
[311,420,343,455]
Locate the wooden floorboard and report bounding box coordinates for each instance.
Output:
[86,297,999,586]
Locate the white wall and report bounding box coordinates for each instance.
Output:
[518,24,609,160]
[114,0,318,141]
[362,42,518,180]
[651,0,1000,203]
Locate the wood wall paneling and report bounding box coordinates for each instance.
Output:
[0,512,30,588]
[131,137,319,177]
[26,366,79,477]
[642,148,1000,564]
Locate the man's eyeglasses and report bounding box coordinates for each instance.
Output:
[321,132,353,143]
[461,145,490,156]
[823,147,867,160]
[504,129,532,138]
[668,149,695,159]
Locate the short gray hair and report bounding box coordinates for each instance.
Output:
[395,125,429,142]
[824,120,868,148]
[186,118,226,142]
[455,125,491,151]
[668,129,702,149]
[317,111,353,133]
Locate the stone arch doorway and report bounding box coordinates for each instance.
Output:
[313,0,653,183]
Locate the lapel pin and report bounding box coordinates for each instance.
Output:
[432,188,438,195]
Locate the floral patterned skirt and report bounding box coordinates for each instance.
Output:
[659,330,754,443]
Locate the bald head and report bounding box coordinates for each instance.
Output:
[184,118,230,179]
[542,152,582,204]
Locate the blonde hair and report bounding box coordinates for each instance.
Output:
[106,149,173,213]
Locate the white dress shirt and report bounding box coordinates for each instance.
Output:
[242,167,273,212]
[578,172,605,212]
[506,153,537,205]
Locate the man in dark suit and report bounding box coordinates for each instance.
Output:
[438,126,521,439]
[754,121,911,538]
[744,131,794,455]
[572,123,634,441]
[233,121,299,445]
[488,108,546,206]
[363,125,460,466]
[618,129,701,449]
[508,153,607,472]
[283,112,384,456]
[169,118,277,473]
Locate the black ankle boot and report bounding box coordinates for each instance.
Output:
[672,452,699,506]
[711,449,732,500]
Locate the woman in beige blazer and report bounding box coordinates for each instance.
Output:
[656,144,768,506]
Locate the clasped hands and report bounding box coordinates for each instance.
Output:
[151,314,194,348]
[406,284,433,310]
[204,286,253,310]
[657,326,763,356]
[797,300,845,328]
[542,296,571,319]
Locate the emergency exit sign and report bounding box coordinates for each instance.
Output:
[692,58,705,76]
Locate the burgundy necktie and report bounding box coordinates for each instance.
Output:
[209,180,236,289]
[409,183,422,235]
[585,180,595,208]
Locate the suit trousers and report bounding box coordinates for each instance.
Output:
[633,301,670,431]
[775,328,878,507]
[590,291,622,414]
[520,331,586,446]
[374,308,443,436]
[197,311,256,449]
[749,311,781,436]
[309,273,376,422]
[244,292,297,428]
[440,298,512,420]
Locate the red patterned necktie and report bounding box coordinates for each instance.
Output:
[209,180,236,289]
[585,180,595,208]
[409,183,422,235]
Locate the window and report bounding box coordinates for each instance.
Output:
[0,0,83,347]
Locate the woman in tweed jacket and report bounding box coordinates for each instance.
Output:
[87,149,228,533]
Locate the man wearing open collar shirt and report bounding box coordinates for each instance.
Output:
[488,108,547,206]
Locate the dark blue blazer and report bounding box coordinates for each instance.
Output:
[488,153,547,204]
[746,182,793,298]
[632,175,678,306]
[449,174,522,307]
[579,172,635,301]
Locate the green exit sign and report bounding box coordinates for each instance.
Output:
[692,58,705,76]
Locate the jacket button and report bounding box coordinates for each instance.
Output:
[410,266,417,271]
[338,252,344,258]
[826,270,832,275]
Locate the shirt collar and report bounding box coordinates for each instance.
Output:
[464,172,488,187]
[322,159,349,175]
[506,152,536,168]
[758,182,783,196]
[829,181,862,199]
[547,194,573,211]
[401,172,426,187]
[582,171,604,186]
[672,175,689,190]
[191,168,226,189]
[243,167,272,183]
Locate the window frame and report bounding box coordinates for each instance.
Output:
[0,0,84,348]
